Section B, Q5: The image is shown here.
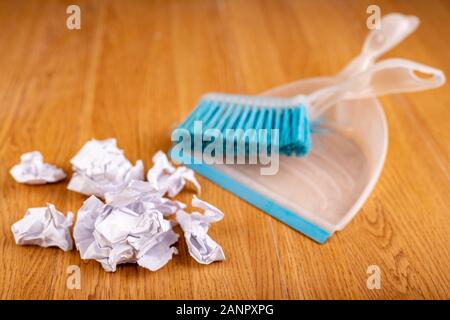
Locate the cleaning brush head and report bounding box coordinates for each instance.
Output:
[178,93,312,157]
[176,57,447,160]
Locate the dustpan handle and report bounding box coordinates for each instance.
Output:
[259,13,420,97]
[338,13,420,78]
[306,58,446,119]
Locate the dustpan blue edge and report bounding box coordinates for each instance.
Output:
[170,152,330,244]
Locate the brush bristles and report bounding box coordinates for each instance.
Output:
[178,95,312,157]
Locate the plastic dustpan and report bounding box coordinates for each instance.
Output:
[171,13,445,243]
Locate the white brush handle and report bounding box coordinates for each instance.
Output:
[260,13,420,98]
[338,13,419,79]
[306,58,446,119]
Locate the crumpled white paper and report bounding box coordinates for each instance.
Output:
[10,151,66,185]
[176,195,225,264]
[73,180,181,272]
[104,180,186,217]
[11,203,73,251]
[67,138,144,198]
[147,151,200,197]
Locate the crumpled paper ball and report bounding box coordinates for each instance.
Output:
[73,180,183,272]
[12,203,73,251]
[10,151,66,185]
[68,138,144,198]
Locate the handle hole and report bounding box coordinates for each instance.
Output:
[412,70,435,80]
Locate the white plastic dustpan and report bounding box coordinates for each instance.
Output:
[172,13,445,243]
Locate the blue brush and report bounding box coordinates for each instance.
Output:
[177,59,445,158]
[178,94,311,156]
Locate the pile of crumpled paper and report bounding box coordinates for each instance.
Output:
[10,138,225,272]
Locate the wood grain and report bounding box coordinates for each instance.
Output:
[0,0,448,299]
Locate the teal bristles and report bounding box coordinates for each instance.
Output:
[177,93,312,157]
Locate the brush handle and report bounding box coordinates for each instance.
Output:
[306,58,446,119]
[261,13,420,98]
[338,13,419,79]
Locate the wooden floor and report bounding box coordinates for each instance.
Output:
[0,0,448,300]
